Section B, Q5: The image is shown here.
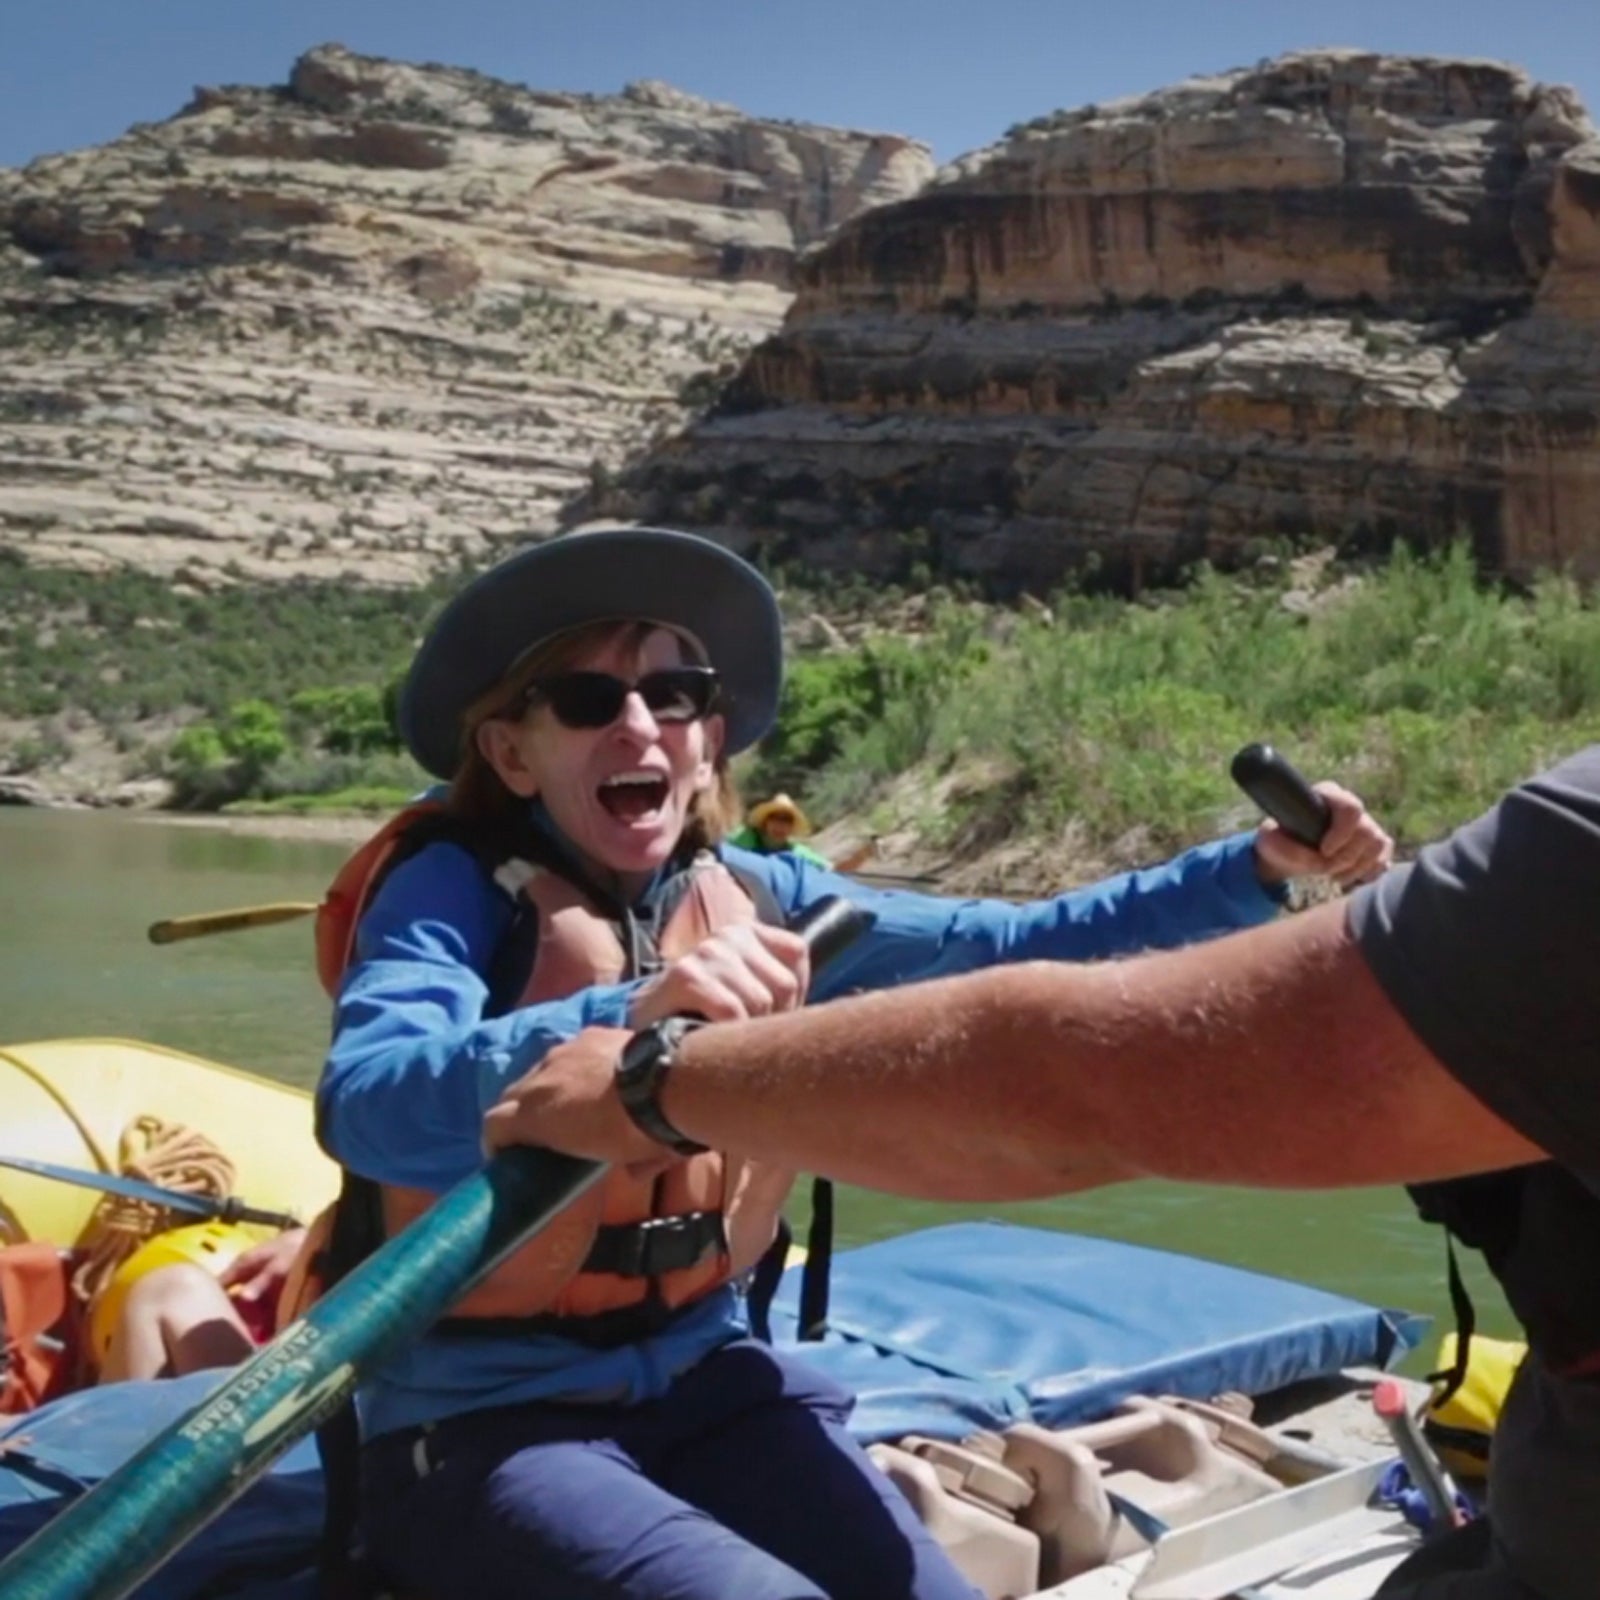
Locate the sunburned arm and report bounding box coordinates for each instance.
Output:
[656,899,1545,1201]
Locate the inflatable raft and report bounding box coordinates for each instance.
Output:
[0,1037,339,1249]
[0,1040,1431,1599]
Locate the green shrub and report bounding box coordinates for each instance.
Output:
[165,723,237,809]
[3,728,71,774]
[750,545,1600,864]
[0,564,459,726]
[12,544,1600,863]
[287,684,401,755]
[747,613,987,796]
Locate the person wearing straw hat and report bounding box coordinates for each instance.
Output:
[728,793,831,867]
[316,525,1391,1600]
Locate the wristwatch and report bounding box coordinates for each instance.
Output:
[615,1017,709,1156]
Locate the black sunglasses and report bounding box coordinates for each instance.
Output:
[524,666,721,730]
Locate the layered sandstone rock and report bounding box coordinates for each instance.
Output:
[0,44,931,580]
[619,51,1600,587]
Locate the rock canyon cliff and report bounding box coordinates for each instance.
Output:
[617,51,1600,589]
[0,44,932,581]
[4,47,1599,596]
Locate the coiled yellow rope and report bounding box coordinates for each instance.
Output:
[70,1116,237,1314]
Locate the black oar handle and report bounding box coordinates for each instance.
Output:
[216,1197,304,1231]
[788,894,876,970]
[1230,743,1331,848]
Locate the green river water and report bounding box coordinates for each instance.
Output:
[0,806,1516,1371]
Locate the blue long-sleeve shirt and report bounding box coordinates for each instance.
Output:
[320,822,1283,1435]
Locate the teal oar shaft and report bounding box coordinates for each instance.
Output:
[0,1147,605,1600]
[0,1152,300,1231]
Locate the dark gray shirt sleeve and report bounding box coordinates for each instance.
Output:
[1347,745,1600,1174]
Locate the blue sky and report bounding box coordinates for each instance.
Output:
[3,0,1596,171]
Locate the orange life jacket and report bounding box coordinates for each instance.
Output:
[0,1243,77,1416]
[294,814,795,1341]
[314,798,449,1000]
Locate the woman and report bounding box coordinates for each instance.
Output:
[319,526,1391,1600]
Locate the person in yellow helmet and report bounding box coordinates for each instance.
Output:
[727,793,831,867]
[93,1223,306,1384]
[0,1220,308,1409]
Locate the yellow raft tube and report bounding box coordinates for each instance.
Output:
[0,1038,339,1248]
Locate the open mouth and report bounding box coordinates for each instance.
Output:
[598,770,671,823]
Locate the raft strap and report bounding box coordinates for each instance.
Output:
[798,1178,833,1342]
[1425,1236,1477,1410]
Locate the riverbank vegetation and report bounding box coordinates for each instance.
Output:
[4,545,1599,878]
[771,545,1600,869]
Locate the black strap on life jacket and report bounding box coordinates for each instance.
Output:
[1409,1161,1600,1401]
[742,1177,834,1346]
[1408,1170,1523,1410]
[1426,1234,1479,1409]
[722,857,834,1343]
[582,1211,726,1278]
[312,1172,386,1598]
[746,1217,791,1344]
[431,1210,727,1346]
[314,1401,367,1600]
[798,1178,834,1341]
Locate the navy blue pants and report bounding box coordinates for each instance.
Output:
[359,1341,982,1600]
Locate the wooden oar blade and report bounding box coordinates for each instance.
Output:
[147,903,319,945]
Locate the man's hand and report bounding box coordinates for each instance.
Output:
[1254,780,1395,889]
[484,1025,675,1169]
[628,924,809,1026]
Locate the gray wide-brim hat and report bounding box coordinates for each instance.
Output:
[398,526,783,779]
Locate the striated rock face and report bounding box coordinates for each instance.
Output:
[619,52,1600,588]
[0,44,931,581]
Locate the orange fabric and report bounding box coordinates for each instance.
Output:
[0,1244,77,1416]
[314,800,449,999]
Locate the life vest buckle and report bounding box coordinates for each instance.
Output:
[584,1211,727,1279]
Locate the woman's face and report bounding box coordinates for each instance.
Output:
[476,626,724,886]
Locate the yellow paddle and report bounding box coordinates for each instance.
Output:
[146,902,319,944]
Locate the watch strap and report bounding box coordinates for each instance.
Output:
[616,1018,708,1156]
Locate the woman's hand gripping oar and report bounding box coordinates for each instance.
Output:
[0,894,873,1600]
[1232,742,1393,888]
